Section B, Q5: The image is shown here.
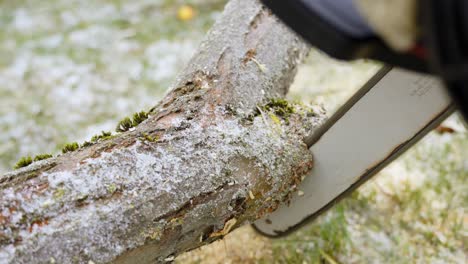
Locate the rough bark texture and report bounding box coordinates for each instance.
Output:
[0,0,324,263]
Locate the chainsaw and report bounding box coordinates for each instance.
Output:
[253,0,466,237]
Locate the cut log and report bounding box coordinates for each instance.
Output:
[0,0,324,263]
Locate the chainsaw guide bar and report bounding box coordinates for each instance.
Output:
[253,67,455,237]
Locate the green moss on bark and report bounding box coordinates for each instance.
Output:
[13,156,33,169]
[91,131,114,142]
[61,142,79,153]
[33,154,53,161]
[116,117,133,132]
[116,111,149,132]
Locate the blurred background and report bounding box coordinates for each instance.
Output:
[0,0,466,263]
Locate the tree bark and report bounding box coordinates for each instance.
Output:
[0,0,324,263]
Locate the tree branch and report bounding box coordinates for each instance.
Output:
[0,0,323,263]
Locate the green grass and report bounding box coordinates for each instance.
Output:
[1,0,466,263]
[271,204,349,263]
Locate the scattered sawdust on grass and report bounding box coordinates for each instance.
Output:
[177,226,273,264]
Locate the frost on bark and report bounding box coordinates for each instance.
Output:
[0,0,324,263]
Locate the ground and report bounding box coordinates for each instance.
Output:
[0,0,466,263]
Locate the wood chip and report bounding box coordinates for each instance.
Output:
[209,218,237,238]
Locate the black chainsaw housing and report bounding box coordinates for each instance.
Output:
[260,0,430,71]
[261,0,467,120]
